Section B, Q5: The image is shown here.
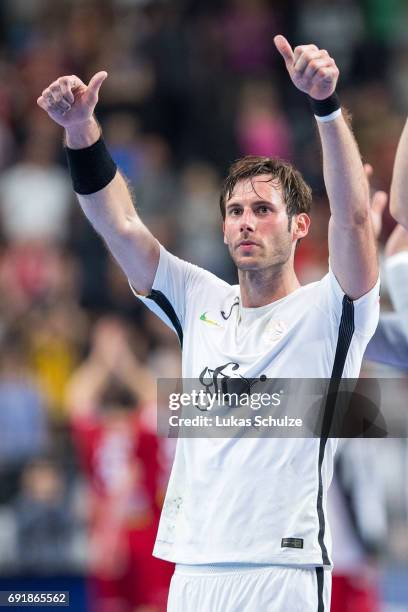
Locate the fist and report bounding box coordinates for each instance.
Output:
[274,35,339,100]
[37,72,107,128]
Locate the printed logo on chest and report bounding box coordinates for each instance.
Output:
[199,311,223,329]
[263,319,288,344]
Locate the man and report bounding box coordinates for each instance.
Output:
[38,35,379,611]
[382,114,408,358]
[363,112,408,368]
[361,160,408,370]
[390,116,408,231]
[364,219,408,370]
[328,162,408,612]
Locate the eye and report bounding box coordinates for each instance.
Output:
[228,207,242,216]
[257,205,270,214]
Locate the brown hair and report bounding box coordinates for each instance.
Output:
[219,156,312,222]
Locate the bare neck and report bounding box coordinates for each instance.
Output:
[238,261,301,308]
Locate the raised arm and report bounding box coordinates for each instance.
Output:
[37,72,159,295]
[384,217,408,341]
[274,36,378,299]
[362,164,408,366]
[390,118,408,229]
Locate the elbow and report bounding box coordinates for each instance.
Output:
[335,204,371,228]
[351,206,371,226]
[117,214,139,239]
[352,187,371,225]
[331,206,371,235]
[333,189,371,228]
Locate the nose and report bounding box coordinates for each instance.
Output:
[240,208,255,233]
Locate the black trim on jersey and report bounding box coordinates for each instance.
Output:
[316,567,324,612]
[147,289,183,348]
[317,295,355,566]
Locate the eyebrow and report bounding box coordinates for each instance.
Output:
[225,200,275,209]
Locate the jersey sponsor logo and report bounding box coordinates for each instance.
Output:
[199,362,267,398]
[281,537,304,549]
[199,311,222,328]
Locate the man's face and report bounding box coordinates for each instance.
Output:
[223,175,298,271]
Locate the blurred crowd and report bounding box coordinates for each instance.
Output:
[0,0,407,610]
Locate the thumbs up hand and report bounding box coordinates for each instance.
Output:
[274,35,339,100]
[37,71,108,128]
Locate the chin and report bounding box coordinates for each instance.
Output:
[233,255,263,271]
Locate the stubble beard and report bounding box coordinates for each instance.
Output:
[229,236,293,275]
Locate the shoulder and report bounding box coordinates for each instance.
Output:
[157,245,232,293]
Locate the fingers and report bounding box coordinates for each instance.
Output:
[274,35,294,68]
[364,164,388,212]
[58,76,76,104]
[303,57,334,82]
[293,45,319,73]
[293,47,334,80]
[282,42,339,97]
[371,190,388,215]
[38,93,69,116]
[370,189,388,240]
[36,95,48,112]
[38,89,67,114]
[37,74,87,114]
[49,83,72,112]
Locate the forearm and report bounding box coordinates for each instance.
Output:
[317,113,370,226]
[318,113,378,298]
[65,118,159,294]
[390,118,408,229]
[76,171,139,242]
[65,118,138,237]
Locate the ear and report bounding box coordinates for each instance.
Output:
[223,220,228,244]
[293,213,310,241]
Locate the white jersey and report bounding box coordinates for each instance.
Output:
[132,246,380,567]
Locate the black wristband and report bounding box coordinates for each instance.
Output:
[308,92,340,117]
[65,137,117,195]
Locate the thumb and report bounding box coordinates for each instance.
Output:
[274,35,294,68]
[86,71,108,104]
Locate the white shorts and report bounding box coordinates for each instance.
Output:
[167,564,332,612]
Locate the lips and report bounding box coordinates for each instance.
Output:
[237,240,259,248]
